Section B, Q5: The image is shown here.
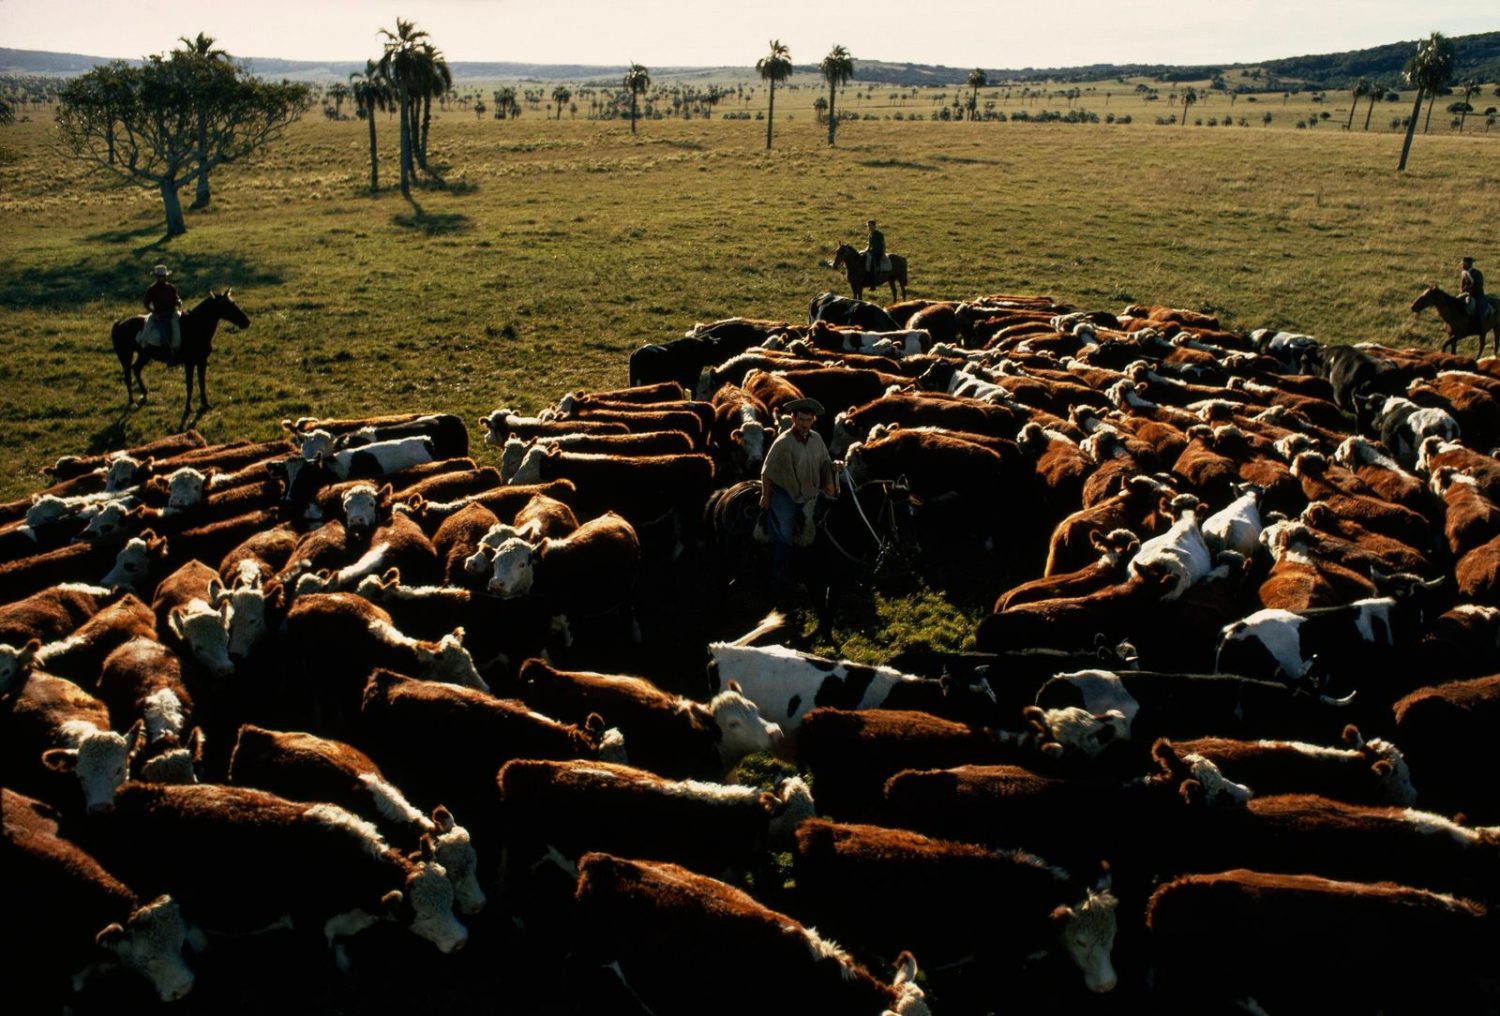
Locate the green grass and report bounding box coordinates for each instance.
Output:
[0,91,1495,505]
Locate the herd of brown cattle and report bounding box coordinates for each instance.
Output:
[3,289,1500,1013]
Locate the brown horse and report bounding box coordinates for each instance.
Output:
[111,290,251,425]
[1411,284,1496,358]
[829,242,908,303]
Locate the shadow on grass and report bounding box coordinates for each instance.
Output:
[392,196,472,236]
[84,410,132,455]
[86,221,169,245]
[0,253,285,311]
[857,158,937,171]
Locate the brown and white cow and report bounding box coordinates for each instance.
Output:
[28,593,158,688]
[792,819,1118,993]
[1393,673,1500,823]
[2,670,143,812]
[227,724,485,914]
[95,636,195,751]
[572,852,932,1016]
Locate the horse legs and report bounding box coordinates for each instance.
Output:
[181,366,194,426]
[197,363,211,411]
[133,358,148,403]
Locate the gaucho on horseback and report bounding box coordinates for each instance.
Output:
[862,219,886,281]
[142,264,183,366]
[1460,256,1488,322]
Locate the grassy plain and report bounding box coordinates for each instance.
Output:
[1,82,1495,529]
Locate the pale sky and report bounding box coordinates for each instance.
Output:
[1,0,1494,70]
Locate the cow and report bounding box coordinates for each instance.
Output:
[283,412,469,460]
[1456,532,1500,605]
[1419,436,1500,502]
[1,670,143,813]
[1393,673,1500,823]
[996,529,1141,611]
[830,392,1022,457]
[496,759,812,882]
[513,658,784,778]
[6,813,194,1003]
[1146,869,1496,1012]
[95,636,195,750]
[1432,467,1500,559]
[470,512,641,640]
[151,561,238,678]
[1153,726,1416,806]
[792,819,1118,993]
[1031,668,1358,760]
[226,724,484,914]
[0,530,168,604]
[709,385,776,479]
[627,336,719,390]
[0,583,113,647]
[1356,392,1462,469]
[1333,435,1430,512]
[974,568,1178,655]
[1043,474,1177,577]
[293,501,441,595]
[505,446,715,538]
[1290,450,1432,550]
[809,291,902,333]
[1200,483,1263,558]
[573,851,932,1016]
[707,634,1002,732]
[26,593,158,688]
[283,592,487,731]
[73,782,469,958]
[479,409,630,447]
[397,480,579,533]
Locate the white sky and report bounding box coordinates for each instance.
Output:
[1,0,1494,70]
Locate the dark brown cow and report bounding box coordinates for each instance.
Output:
[1044,475,1175,577]
[975,569,1176,654]
[1147,870,1496,1013]
[0,583,113,647]
[31,594,158,688]
[1393,673,1500,822]
[95,636,195,753]
[506,447,714,535]
[478,409,629,447]
[998,529,1140,611]
[399,479,578,534]
[830,392,1022,458]
[0,530,168,604]
[1432,466,1500,559]
[572,852,932,1016]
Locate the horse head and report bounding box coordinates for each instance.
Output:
[213,289,252,330]
[829,243,854,270]
[1409,284,1440,313]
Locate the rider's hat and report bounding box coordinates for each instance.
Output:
[152,265,171,277]
[1461,256,1474,266]
[785,398,826,417]
[866,219,876,226]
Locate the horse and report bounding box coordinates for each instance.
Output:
[829,242,908,303]
[111,290,251,424]
[1411,284,1496,358]
[705,473,920,638]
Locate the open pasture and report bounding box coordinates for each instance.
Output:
[1,96,1496,502]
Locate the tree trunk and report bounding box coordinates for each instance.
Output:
[1363,97,1375,131]
[765,83,775,150]
[192,116,211,208]
[827,83,837,145]
[1423,91,1435,133]
[105,125,115,166]
[160,179,187,236]
[366,106,379,193]
[397,90,412,196]
[630,96,638,134]
[1345,99,1357,129]
[419,95,431,168]
[1397,87,1424,171]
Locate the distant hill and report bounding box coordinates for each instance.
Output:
[3,31,1498,88]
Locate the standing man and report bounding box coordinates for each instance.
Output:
[862,218,886,288]
[759,398,838,588]
[144,264,182,365]
[1460,256,1486,320]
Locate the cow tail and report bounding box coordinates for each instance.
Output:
[728,610,785,647]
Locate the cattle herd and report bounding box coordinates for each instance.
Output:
[3,288,1500,1014]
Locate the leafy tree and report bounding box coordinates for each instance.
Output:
[819,44,854,145]
[967,68,987,121]
[756,39,792,151]
[1397,32,1455,171]
[1346,78,1370,129]
[0,96,12,125]
[173,32,232,209]
[326,82,349,118]
[378,17,429,196]
[624,63,650,134]
[349,59,390,193]
[413,42,451,169]
[552,85,571,120]
[1180,86,1197,127]
[56,52,310,235]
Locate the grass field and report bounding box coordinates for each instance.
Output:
[1,81,1495,513]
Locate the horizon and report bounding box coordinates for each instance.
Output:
[1,0,1495,72]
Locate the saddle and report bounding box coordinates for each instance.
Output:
[140,310,181,350]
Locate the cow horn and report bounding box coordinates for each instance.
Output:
[1319,689,1358,707]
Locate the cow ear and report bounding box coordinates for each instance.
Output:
[1371,759,1394,777]
[382,567,400,585]
[380,890,403,916]
[1088,529,1109,552]
[19,637,40,665]
[187,727,205,762]
[208,577,228,607]
[149,534,168,556]
[1340,724,1364,749]
[126,719,146,754]
[41,748,78,772]
[1048,904,1073,925]
[727,680,743,694]
[450,626,465,643]
[431,805,455,833]
[378,484,394,503]
[167,608,187,640]
[892,951,919,989]
[1178,779,1205,806]
[96,923,126,949]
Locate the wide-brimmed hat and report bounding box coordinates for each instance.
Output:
[152,265,171,277]
[785,397,825,416]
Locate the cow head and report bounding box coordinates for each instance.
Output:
[0,638,40,695]
[414,629,489,693]
[134,728,205,785]
[1026,705,1129,758]
[163,468,207,514]
[298,429,337,460]
[508,443,551,486]
[1151,739,1254,806]
[498,436,533,481]
[96,895,194,1002]
[385,848,469,954]
[101,532,168,594]
[1052,878,1118,993]
[763,776,816,847]
[341,483,390,541]
[168,599,235,677]
[217,579,275,662]
[1343,724,1418,806]
[484,536,541,598]
[884,952,931,1016]
[429,807,486,915]
[1089,527,1141,563]
[708,686,785,765]
[26,494,71,528]
[730,422,774,471]
[75,500,134,542]
[42,719,143,812]
[104,454,148,493]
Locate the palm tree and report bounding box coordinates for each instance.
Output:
[326,82,350,118]
[1457,78,1480,132]
[413,42,451,169]
[1179,86,1197,127]
[819,44,854,145]
[1346,78,1370,129]
[350,59,390,193]
[1398,32,1455,170]
[552,85,572,120]
[756,39,792,151]
[624,63,650,134]
[967,68,987,121]
[175,32,231,209]
[1363,82,1381,131]
[378,17,429,196]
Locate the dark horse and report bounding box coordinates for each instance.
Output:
[1411,284,1496,358]
[829,242,908,303]
[705,473,920,638]
[111,290,251,423]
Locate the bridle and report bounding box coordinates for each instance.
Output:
[820,469,910,572]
